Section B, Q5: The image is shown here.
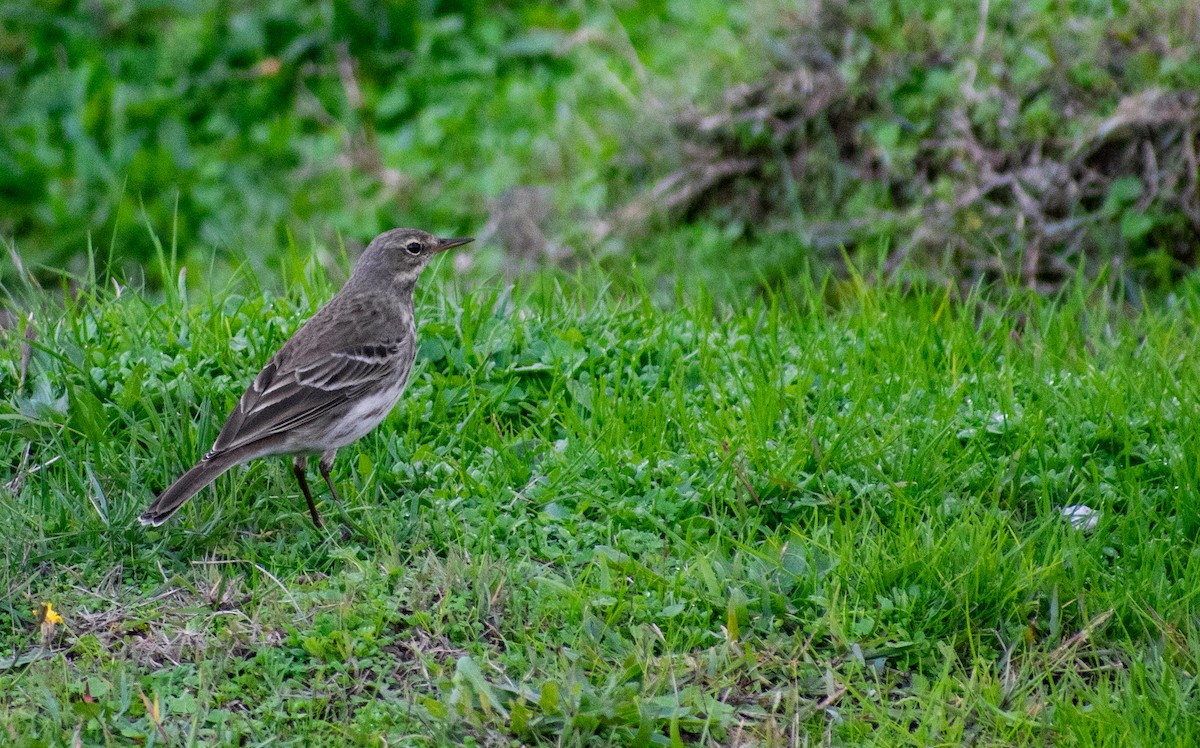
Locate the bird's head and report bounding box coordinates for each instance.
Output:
[353,228,474,284]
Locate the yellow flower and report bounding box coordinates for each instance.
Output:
[38,602,64,626]
[37,602,64,645]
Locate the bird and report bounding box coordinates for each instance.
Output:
[138,228,473,528]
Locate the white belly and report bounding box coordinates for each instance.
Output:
[323,377,409,449]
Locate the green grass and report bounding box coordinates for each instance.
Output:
[0,0,773,288]
[9,0,1199,297]
[5,254,1200,745]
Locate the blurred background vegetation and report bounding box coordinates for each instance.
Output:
[2,0,1199,299]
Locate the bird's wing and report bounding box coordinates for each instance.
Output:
[206,338,413,456]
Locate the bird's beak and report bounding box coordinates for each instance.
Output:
[435,236,474,253]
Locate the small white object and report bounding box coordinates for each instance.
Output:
[1061,504,1100,532]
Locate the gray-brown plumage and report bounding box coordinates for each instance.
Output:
[139,228,473,528]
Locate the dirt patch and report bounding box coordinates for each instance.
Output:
[66,585,286,670]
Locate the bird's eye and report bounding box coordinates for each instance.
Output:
[405,241,422,255]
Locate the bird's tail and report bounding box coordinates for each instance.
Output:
[139,450,245,526]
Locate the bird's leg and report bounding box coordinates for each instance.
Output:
[292,455,324,528]
[318,449,343,504]
[318,449,361,542]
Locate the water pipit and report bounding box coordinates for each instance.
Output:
[139,228,473,528]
